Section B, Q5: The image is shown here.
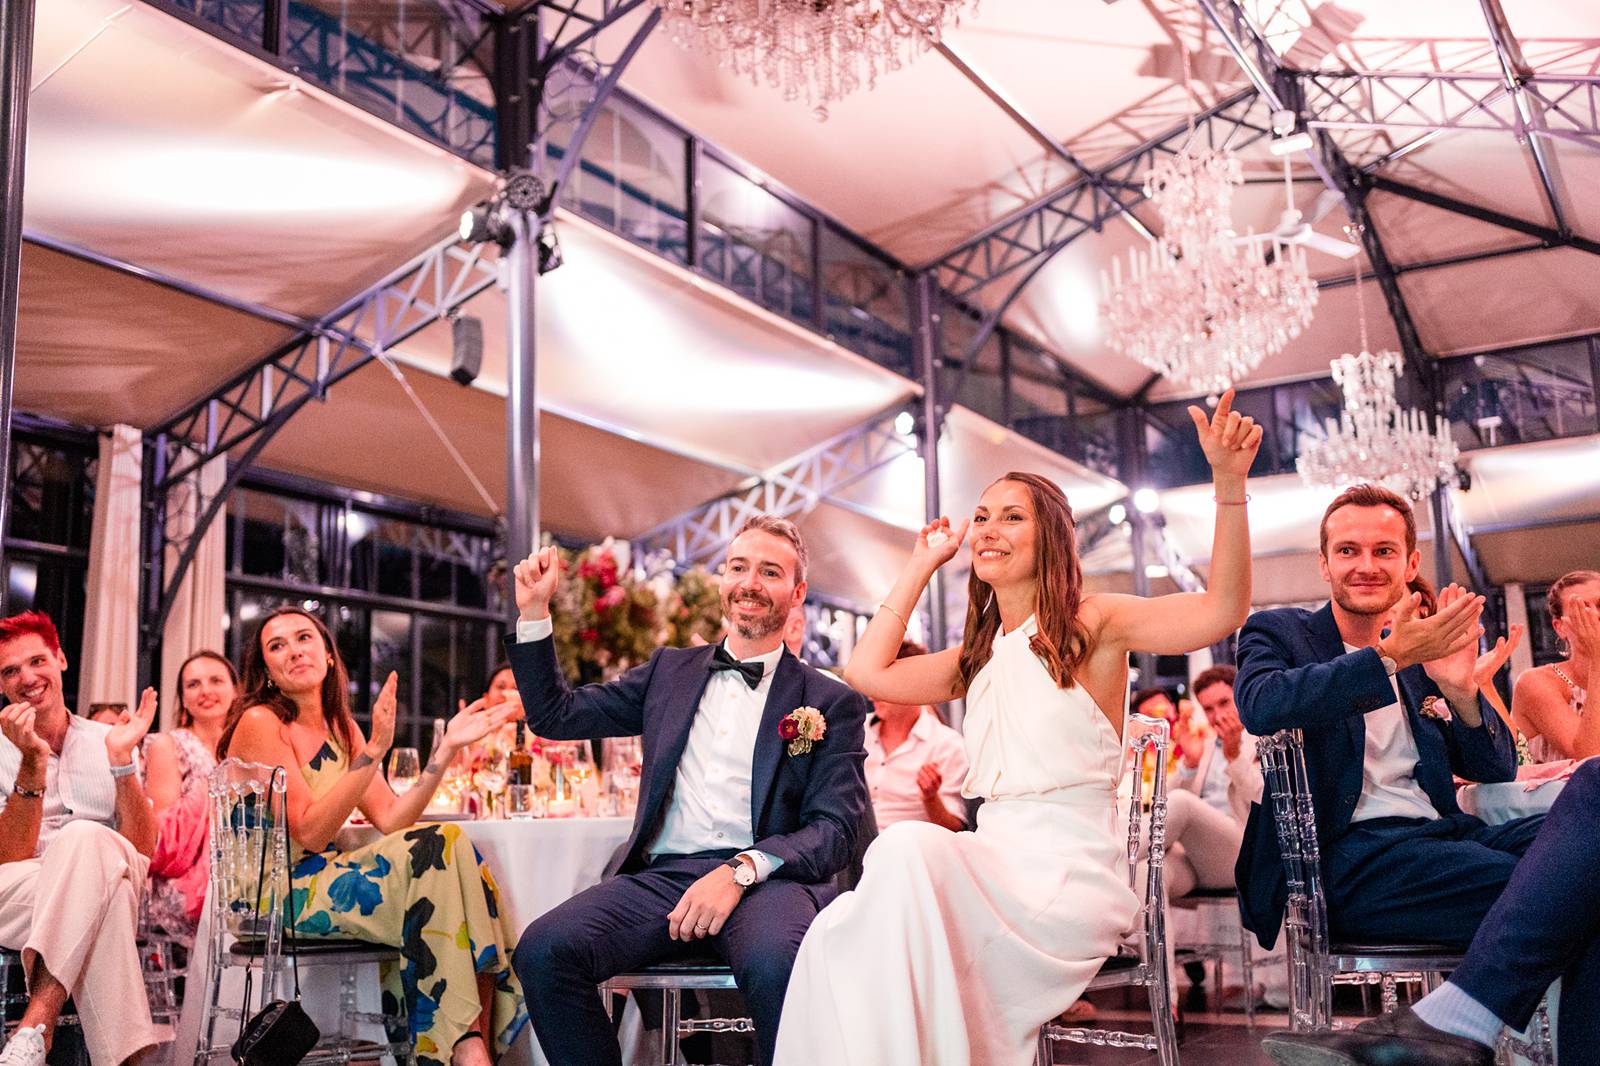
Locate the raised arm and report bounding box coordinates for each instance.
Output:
[0,704,48,864]
[1094,389,1261,656]
[841,521,964,704]
[358,692,520,834]
[105,687,160,857]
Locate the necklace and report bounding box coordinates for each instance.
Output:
[1552,665,1587,711]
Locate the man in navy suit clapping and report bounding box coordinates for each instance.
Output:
[505,515,869,1066]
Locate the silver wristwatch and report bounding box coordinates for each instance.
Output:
[725,857,757,887]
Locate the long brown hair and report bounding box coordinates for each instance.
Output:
[217,607,358,759]
[955,473,1093,693]
[175,649,240,728]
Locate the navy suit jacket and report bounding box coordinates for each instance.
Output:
[505,633,870,884]
[1233,603,1516,949]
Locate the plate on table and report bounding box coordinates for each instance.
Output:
[420,810,474,822]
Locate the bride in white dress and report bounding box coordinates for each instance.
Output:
[774,391,1264,1066]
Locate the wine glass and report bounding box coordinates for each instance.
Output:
[476,749,509,819]
[570,743,597,814]
[609,737,642,815]
[388,748,421,795]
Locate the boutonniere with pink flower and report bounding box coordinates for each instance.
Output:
[1419,695,1453,723]
[779,707,827,756]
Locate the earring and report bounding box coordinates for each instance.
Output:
[266,677,276,690]
[327,657,335,668]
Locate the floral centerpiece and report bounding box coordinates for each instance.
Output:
[545,538,726,684]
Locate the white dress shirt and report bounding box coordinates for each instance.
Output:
[0,715,120,856]
[1343,643,1438,823]
[517,618,781,879]
[864,711,968,829]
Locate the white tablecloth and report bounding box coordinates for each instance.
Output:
[1456,778,1566,824]
[174,816,633,1066]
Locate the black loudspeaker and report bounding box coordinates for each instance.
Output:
[450,315,484,386]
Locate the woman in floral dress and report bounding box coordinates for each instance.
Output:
[219,607,525,1066]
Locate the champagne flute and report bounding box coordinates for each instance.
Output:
[388,748,421,795]
[476,749,509,819]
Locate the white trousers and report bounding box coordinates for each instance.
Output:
[0,820,161,1065]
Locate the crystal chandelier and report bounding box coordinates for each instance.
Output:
[651,0,978,114]
[1100,73,1317,396]
[1296,251,1459,500]
[1100,154,1319,397]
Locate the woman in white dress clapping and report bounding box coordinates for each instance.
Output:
[773,391,1263,1066]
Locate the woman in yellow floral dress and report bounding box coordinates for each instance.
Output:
[220,607,526,1066]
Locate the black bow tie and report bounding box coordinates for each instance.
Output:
[710,645,765,690]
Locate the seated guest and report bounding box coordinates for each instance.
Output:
[1133,685,1178,725]
[1176,664,1261,824]
[141,650,235,952]
[0,610,163,1066]
[219,607,524,1066]
[864,640,967,832]
[486,661,519,707]
[1234,484,1534,960]
[1512,569,1600,762]
[1263,758,1600,1064]
[85,702,125,726]
[506,516,869,1066]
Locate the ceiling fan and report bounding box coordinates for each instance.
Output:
[1235,116,1362,260]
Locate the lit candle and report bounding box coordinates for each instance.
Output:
[547,797,577,818]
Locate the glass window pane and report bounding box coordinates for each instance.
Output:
[699,157,816,323]
[1274,378,1344,472]
[820,226,912,375]
[1440,341,1598,450]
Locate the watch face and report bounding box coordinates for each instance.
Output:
[733,865,756,886]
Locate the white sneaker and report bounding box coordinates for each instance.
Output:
[0,1024,47,1066]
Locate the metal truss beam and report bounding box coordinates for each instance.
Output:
[632,410,918,571]
[141,235,499,650]
[930,88,1263,302]
[928,89,1266,406]
[1477,0,1570,236]
[1363,174,1600,259]
[1198,2,1432,384]
[932,39,1155,243]
[1435,484,1491,597]
[1296,69,1600,152]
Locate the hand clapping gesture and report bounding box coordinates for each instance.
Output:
[444,696,522,753]
[0,702,51,761]
[355,672,399,771]
[105,687,158,767]
[1379,584,1484,704]
[1564,602,1600,662]
[1474,623,1524,692]
[514,546,563,623]
[1186,389,1264,480]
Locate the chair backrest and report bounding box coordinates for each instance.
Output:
[206,758,290,979]
[1123,712,1172,975]
[1256,729,1332,1030]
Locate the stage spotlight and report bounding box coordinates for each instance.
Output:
[537,220,564,274]
[1133,487,1160,514]
[1108,502,1127,526]
[894,411,916,436]
[450,314,484,386]
[460,203,495,243]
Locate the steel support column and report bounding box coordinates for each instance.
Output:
[915,273,948,652]
[0,0,35,601]
[1478,0,1570,236]
[505,210,541,594]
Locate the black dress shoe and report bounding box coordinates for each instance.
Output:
[1261,1007,1494,1066]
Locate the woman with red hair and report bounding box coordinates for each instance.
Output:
[776,392,1263,1066]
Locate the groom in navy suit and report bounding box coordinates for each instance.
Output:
[505,515,869,1066]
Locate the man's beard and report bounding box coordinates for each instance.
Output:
[725,594,785,641]
[1332,579,1402,618]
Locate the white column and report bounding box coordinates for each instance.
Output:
[1504,582,1535,684]
[78,425,142,707]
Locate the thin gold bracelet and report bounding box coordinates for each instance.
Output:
[878,601,908,629]
[1213,494,1251,505]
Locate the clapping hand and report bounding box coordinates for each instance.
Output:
[355,673,399,772]
[444,696,522,752]
[0,702,50,761]
[911,517,968,574]
[1564,602,1600,662]
[916,762,944,801]
[513,547,562,622]
[1186,389,1264,480]
[1474,623,1524,691]
[105,687,158,767]
[1410,584,1486,704]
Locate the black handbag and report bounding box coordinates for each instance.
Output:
[232,767,321,1066]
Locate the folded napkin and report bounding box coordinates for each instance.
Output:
[1516,757,1587,791]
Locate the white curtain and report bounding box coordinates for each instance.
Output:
[78,425,143,709]
[159,457,228,730]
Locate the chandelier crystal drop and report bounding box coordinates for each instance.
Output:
[1101,144,1320,398]
[1296,249,1459,500]
[650,0,979,109]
